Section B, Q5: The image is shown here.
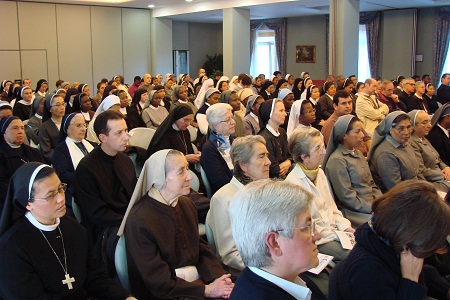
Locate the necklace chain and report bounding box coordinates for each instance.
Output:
[177,131,188,154]
[39,226,68,275]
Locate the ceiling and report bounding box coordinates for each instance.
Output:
[21,0,450,22]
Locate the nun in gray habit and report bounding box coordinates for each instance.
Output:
[322,115,381,227]
[368,111,424,193]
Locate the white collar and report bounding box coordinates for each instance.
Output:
[6,142,21,148]
[309,97,318,105]
[178,99,188,104]
[149,105,159,110]
[119,107,127,115]
[18,100,32,106]
[266,124,280,137]
[172,123,181,131]
[25,211,60,231]
[414,93,422,99]
[249,267,311,300]
[34,113,42,119]
[67,136,82,143]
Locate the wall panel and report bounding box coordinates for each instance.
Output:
[56,4,93,90]
[91,6,123,83]
[122,8,151,82]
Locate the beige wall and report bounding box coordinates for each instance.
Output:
[0,1,151,91]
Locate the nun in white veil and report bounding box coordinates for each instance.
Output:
[86,95,120,143]
[117,149,233,300]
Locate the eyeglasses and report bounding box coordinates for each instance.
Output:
[276,220,315,237]
[51,102,67,107]
[394,125,413,133]
[30,183,67,202]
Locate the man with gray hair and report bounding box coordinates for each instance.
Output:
[398,77,416,112]
[229,179,325,299]
[355,78,389,136]
[206,135,270,275]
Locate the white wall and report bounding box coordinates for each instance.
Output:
[0,1,151,91]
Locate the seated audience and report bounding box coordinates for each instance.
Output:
[206,135,270,274]
[292,77,303,100]
[423,83,439,114]
[258,98,291,178]
[0,162,134,300]
[435,73,450,105]
[407,110,450,193]
[329,180,450,300]
[0,101,13,120]
[35,79,49,97]
[141,90,169,130]
[318,81,336,120]
[13,86,33,121]
[118,149,233,299]
[368,111,424,193]
[286,127,353,261]
[398,77,416,112]
[258,81,275,101]
[74,110,136,272]
[377,80,405,113]
[229,179,326,300]
[196,88,221,137]
[194,78,215,109]
[244,95,263,135]
[126,89,147,130]
[39,94,66,163]
[355,78,389,137]
[92,82,106,110]
[0,116,43,212]
[200,103,235,196]
[52,113,96,216]
[300,77,313,100]
[86,95,120,144]
[411,81,430,113]
[278,88,295,131]
[306,85,325,130]
[63,88,79,115]
[427,103,450,166]
[72,93,94,126]
[322,115,381,226]
[147,104,200,165]
[219,90,244,137]
[287,99,317,139]
[25,96,45,146]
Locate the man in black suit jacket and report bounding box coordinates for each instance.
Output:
[435,73,450,105]
[229,180,326,300]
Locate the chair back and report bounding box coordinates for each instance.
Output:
[200,166,212,198]
[115,235,131,291]
[205,219,217,254]
[189,170,200,192]
[128,127,156,149]
[72,198,82,223]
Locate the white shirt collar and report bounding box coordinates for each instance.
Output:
[250,112,259,122]
[34,113,42,119]
[249,267,311,300]
[25,211,60,231]
[266,124,280,137]
[178,99,188,104]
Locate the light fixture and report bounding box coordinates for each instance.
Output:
[148,3,155,7]
[185,0,193,2]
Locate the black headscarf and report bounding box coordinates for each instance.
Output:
[132,89,148,105]
[42,93,61,122]
[6,84,17,102]
[77,83,88,94]
[72,93,87,112]
[30,96,44,116]
[258,98,281,130]
[146,104,193,157]
[57,112,79,143]
[35,79,48,94]
[13,86,22,101]
[0,116,19,143]
[102,85,117,101]
[64,88,79,104]
[0,162,52,236]
[292,78,302,100]
[259,81,274,94]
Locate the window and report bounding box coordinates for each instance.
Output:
[250,26,278,78]
[358,24,371,81]
[441,44,450,79]
[173,50,189,77]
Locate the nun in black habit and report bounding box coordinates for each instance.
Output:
[0,162,134,300]
[0,116,43,214]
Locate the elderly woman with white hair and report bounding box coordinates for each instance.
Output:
[200,103,236,195]
[286,127,354,262]
[229,179,326,300]
[118,149,233,300]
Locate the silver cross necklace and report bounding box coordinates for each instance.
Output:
[39,227,75,289]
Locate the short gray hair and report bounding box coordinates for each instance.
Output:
[415,80,425,89]
[402,77,415,88]
[288,127,321,163]
[230,135,266,185]
[229,179,313,268]
[206,103,232,130]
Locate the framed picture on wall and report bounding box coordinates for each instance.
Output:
[296,46,316,63]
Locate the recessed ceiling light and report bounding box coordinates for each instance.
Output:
[186,0,193,2]
[148,4,155,7]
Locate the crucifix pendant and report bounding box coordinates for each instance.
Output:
[62,273,75,289]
